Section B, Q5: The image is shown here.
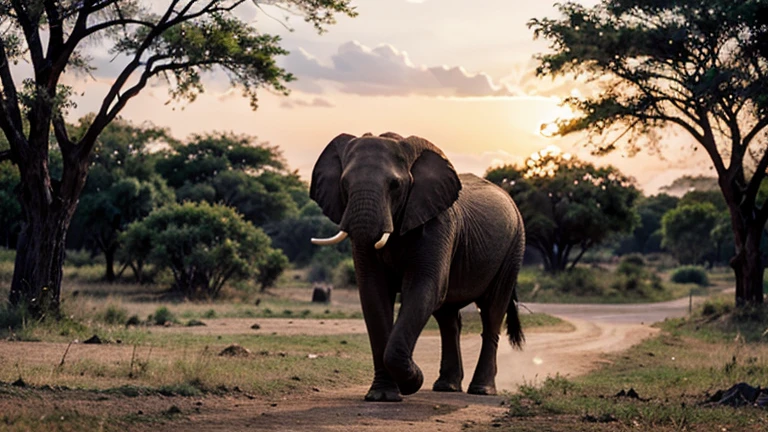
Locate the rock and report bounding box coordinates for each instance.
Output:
[708,382,767,407]
[83,335,103,344]
[311,284,332,303]
[251,323,261,330]
[219,344,251,357]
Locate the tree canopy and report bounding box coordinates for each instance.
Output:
[486,147,639,273]
[529,0,768,305]
[0,0,355,316]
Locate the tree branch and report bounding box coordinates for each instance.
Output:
[0,149,11,163]
[11,0,45,76]
[0,37,23,134]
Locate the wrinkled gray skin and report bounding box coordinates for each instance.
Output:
[310,133,525,402]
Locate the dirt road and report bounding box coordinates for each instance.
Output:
[159,298,693,432]
[0,299,694,431]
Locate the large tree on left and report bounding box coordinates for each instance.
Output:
[0,0,355,318]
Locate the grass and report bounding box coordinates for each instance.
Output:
[516,265,725,304]
[490,298,768,432]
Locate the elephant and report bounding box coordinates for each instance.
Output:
[309,132,525,402]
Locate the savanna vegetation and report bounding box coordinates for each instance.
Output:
[489,296,768,432]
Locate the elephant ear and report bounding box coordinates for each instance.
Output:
[400,137,462,235]
[310,133,355,224]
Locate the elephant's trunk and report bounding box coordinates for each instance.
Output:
[341,190,394,248]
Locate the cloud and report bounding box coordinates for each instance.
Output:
[280,96,335,109]
[285,41,523,97]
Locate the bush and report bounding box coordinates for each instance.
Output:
[332,258,356,287]
[256,249,289,291]
[103,304,129,325]
[121,202,275,298]
[150,306,176,326]
[556,267,603,296]
[671,266,709,286]
[307,248,346,283]
[64,249,103,268]
[617,254,645,275]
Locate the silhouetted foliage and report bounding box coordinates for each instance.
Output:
[530,0,768,305]
[487,147,639,273]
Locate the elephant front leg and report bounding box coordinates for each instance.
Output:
[432,306,463,392]
[355,262,400,401]
[383,276,443,396]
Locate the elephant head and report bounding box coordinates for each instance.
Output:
[310,133,461,249]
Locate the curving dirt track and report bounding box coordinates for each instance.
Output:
[0,298,696,431]
[151,298,693,432]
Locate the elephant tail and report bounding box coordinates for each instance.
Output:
[506,294,524,349]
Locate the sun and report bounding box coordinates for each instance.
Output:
[538,97,579,137]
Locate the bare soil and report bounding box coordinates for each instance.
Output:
[0,313,659,431]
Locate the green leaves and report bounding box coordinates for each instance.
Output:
[121,201,283,298]
[486,150,639,273]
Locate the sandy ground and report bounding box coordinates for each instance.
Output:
[0,297,698,432]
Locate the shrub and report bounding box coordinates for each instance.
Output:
[671,266,709,286]
[121,202,275,298]
[332,258,356,287]
[150,306,176,326]
[256,249,289,291]
[617,254,645,276]
[556,267,603,296]
[103,304,129,325]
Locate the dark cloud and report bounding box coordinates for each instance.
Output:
[285,41,522,97]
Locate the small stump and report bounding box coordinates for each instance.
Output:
[311,284,332,303]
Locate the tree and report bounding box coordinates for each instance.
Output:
[486,147,639,273]
[155,132,303,226]
[619,193,679,255]
[529,0,768,305]
[69,117,174,281]
[661,202,720,265]
[0,1,355,317]
[121,201,282,298]
[0,160,20,248]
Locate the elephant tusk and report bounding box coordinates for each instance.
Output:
[311,230,348,246]
[374,232,390,250]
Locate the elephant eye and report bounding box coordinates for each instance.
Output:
[389,178,400,190]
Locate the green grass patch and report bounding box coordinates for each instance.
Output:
[495,301,768,431]
[517,265,716,304]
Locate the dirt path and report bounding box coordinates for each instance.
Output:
[2,298,694,432]
[138,315,659,432]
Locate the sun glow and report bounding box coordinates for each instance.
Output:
[538,98,579,137]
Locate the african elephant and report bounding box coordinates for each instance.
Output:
[310,132,525,402]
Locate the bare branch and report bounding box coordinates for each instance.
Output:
[0,149,11,163]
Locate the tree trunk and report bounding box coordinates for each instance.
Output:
[730,224,765,306]
[104,244,116,282]
[9,145,87,318]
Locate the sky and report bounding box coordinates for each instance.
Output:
[59,0,715,194]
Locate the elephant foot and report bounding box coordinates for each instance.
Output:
[364,386,402,402]
[467,383,497,395]
[432,378,462,392]
[396,368,424,396]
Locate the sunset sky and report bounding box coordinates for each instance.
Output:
[59,0,715,194]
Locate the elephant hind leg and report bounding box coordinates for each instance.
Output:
[432,306,463,392]
[467,300,506,395]
[468,239,523,395]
